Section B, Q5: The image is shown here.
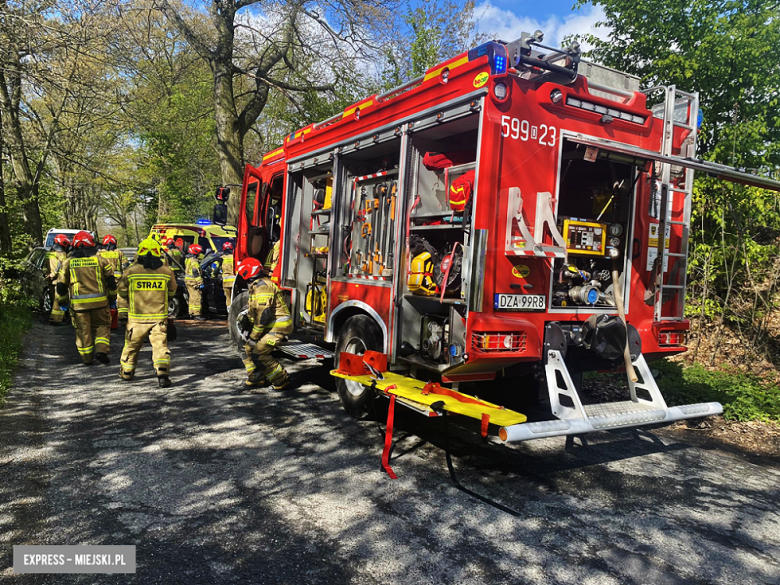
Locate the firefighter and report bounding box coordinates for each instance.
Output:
[165,238,183,270]
[184,243,206,320]
[97,234,127,326]
[117,238,177,387]
[264,226,281,273]
[57,231,116,365]
[46,234,70,324]
[237,258,292,390]
[220,241,235,307]
[96,235,126,279]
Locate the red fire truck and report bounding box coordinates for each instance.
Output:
[228,32,780,445]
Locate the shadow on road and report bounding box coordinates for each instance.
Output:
[0,321,778,584]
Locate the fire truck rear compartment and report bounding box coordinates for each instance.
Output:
[549,139,638,310]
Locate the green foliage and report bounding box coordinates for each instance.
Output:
[578,0,780,361]
[380,0,479,88]
[654,360,780,422]
[0,258,33,405]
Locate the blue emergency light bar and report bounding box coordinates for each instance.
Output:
[467,42,509,75]
[197,219,211,226]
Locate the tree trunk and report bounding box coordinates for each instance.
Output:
[0,110,12,255]
[0,68,44,245]
[212,64,245,225]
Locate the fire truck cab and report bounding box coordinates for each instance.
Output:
[230,32,780,443]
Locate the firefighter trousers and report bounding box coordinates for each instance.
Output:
[120,320,170,378]
[186,282,202,317]
[243,333,289,388]
[223,286,232,308]
[71,306,111,364]
[48,283,65,323]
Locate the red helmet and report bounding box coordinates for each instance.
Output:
[53,234,71,248]
[164,238,174,246]
[222,241,234,252]
[72,231,95,248]
[175,238,184,249]
[237,258,263,280]
[188,244,203,256]
[102,234,117,246]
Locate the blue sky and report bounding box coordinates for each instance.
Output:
[472,1,609,48]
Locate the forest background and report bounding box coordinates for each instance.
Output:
[1,0,779,421]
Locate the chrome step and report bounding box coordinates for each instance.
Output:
[500,402,721,442]
[278,342,333,360]
[499,349,722,443]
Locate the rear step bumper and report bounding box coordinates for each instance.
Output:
[499,401,722,442]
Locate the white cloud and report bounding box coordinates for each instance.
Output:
[473,3,611,51]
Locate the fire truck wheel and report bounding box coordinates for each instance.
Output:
[228,290,250,350]
[335,314,383,419]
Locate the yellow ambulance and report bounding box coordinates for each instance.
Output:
[148,221,237,254]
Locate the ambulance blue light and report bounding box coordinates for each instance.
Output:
[197,219,211,225]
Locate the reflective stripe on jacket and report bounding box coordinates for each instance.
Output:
[58,254,116,311]
[247,278,292,339]
[221,254,235,285]
[118,263,177,322]
[184,256,202,284]
[97,249,126,278]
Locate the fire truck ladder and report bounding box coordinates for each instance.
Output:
[648,85,699,322]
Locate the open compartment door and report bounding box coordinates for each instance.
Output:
[566,134,780,192]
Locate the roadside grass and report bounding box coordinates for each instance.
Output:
[653,359,780,423]
[0,304,32,406]
[0,258,35,406]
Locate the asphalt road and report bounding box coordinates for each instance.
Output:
[1,319,779,584]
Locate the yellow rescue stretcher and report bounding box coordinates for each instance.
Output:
[331,367,526,480]
[330,370,527,427]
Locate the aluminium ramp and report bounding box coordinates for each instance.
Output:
[498,351,722,442]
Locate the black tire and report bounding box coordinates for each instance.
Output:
[334,315,383,418]
[228,290,250,351]
[169,296,183,318]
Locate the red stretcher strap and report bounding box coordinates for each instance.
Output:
[481,413,490,438]
[381,395,398,479]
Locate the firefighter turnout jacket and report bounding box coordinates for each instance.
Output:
[45,249,68,281]
[117,259,177,379]
[46,247,69,323]
[247,277,293,341]
[118,263,177,322]
[221,253,235,288]
[97,248,127,279]
[57,251,116,363]
[57,253,117,310]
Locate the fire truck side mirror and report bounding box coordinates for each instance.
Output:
[213,203,228,226]
[215,187,230,202]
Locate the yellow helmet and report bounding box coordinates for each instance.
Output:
[137,237,162,257]
[408,251,436,296]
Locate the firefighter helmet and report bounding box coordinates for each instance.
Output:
[222,241,234,252]
[164,238,174,247]
[53,234,71,248]
[237,258,263,281]
[102,234,117,246]
[175,238,184,249]
[137,238,162,257]
[188,244,203,256]
[72,231,95,248]
[408,251,436,296]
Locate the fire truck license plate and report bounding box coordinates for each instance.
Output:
[494,294,546,311]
